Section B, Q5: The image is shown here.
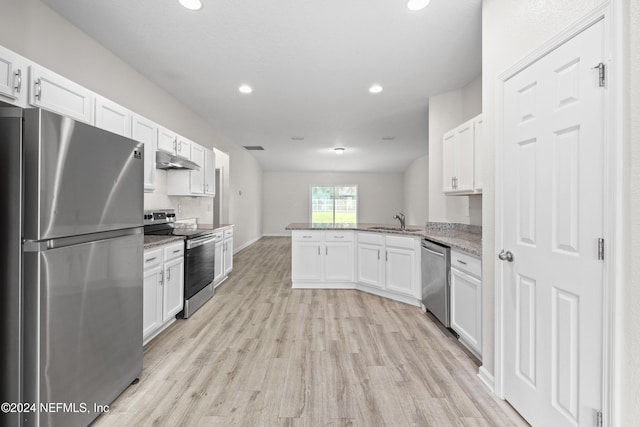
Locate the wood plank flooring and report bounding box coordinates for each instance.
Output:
[94,236,527,426]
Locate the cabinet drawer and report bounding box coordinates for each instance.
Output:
[213,231,224,242]
[386,235,416,250]
[223,228,234,238]
[451,249,481,278]
[324,230,354,242]
[164,242,185,261]
[293,231,322,242]
[143,248,163,270]
[357,232,384,245]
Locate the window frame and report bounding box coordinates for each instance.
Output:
[309,184,358,224]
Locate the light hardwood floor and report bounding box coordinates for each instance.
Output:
[94,236,527,426]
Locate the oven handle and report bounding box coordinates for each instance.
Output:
[187,236,216,249]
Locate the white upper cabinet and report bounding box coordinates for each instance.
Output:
[204,148,216,196]
[176,135,191,160]
[442,113,483,195]
[28,64,94,124]
[157,126,177,154]
[132,114,158,192]
[189,143,205,195]
[0,45,27,107]
[166,144,216,197]
[95,96,132,137]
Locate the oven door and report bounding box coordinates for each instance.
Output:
[185,235,215,299]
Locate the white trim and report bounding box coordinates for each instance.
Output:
[234,235,262,254]
[263,232,290,237]
[478,366,495,394]
[494,3,620,424]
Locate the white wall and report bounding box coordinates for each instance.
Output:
[262,172,405,235]
[403,155,429,226]
[428,75,482,225]
[0,0,263,250]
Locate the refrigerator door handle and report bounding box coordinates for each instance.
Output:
[24,227,142,251]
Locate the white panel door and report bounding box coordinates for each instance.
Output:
[454,120,474,192]
[223,238,233,276]
[292,242,322,282]
[204,149,216,195]
[29,65,94,123]
[190,144,205,195]
[0,45,27,106]
[450,268,482,356]
[385,247,415,297]
[356,243,384,289]
[501,20,604,427]
[442,130,456,192]
[143,266,163,339]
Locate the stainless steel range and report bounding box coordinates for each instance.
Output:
[144,209,215,318]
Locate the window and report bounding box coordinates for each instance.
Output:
[311,186,357,224]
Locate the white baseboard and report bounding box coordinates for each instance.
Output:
[234,235,262,254]
[478,366,495,393]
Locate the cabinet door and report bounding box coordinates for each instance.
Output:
[0,46,27,106]
[157,126,177,153]
[95,96,131,137]
[176,135,191,159]
[450,268,482,356]
[325,242,354,282]
[204,149,216,195]
[29,65,94,124]
[292,242,323,282]
[132,114,158,192]
[190,144,205,195]
[473,115,483,192]
[214,240,224,285]
[455,121,475,192]
[356,243,384,289]
[442,130,456,193]
[143,266,163,340]
[163,257,184,321]
[223,237,233,276]
[385,247,417,297]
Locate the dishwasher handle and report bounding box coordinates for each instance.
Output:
[422,245,445,258]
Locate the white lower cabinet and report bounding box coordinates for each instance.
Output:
[214,227,234,287]
[292,230,421,306]
[450,249,482,358]
[143,241,185,345]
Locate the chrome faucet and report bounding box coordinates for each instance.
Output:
[393,213,406,230]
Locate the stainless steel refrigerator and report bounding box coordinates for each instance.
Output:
[0,108,144,427]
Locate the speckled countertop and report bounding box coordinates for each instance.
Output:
[286,222,482,257]
[144,235,185,250]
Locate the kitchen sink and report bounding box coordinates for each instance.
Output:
[368,226,421,232]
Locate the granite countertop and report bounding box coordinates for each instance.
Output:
[286,222,482,257]
[144,235,185,250]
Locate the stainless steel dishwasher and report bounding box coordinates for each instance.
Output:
[421,239,451,328]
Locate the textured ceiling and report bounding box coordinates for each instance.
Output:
[41,0,481,172]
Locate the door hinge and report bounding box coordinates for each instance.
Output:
[596,410,603,427]
[594,62,606,87]
[598,238,605,260]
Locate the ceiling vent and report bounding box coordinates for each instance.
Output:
[243,146,265,151]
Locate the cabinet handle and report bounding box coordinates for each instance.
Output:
[173,139,177,153]
[14,69,22,93]
[178,141,182,153]
[34,78,42,100]
[159,270,164,285]
[167,267,171,281]
[318,245,320,255]
[173,249,181,254]
[326,247,328,255]
[334,235,344,239]
[377,249,380,260]
[456,259,467,265]
[386,251,388,262]
[145,256,157,263]
[302,235,313,239]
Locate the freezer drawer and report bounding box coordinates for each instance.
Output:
[22,233,143,427]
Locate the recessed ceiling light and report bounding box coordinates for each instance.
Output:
[369,84,383,94]
[407,0,431,11]
[334,147,346,155]
[178,0,203,11]
[239,84,253,94]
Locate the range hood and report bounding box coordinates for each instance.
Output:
[155,150,200,171]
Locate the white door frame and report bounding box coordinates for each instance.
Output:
[494,2,625,425]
